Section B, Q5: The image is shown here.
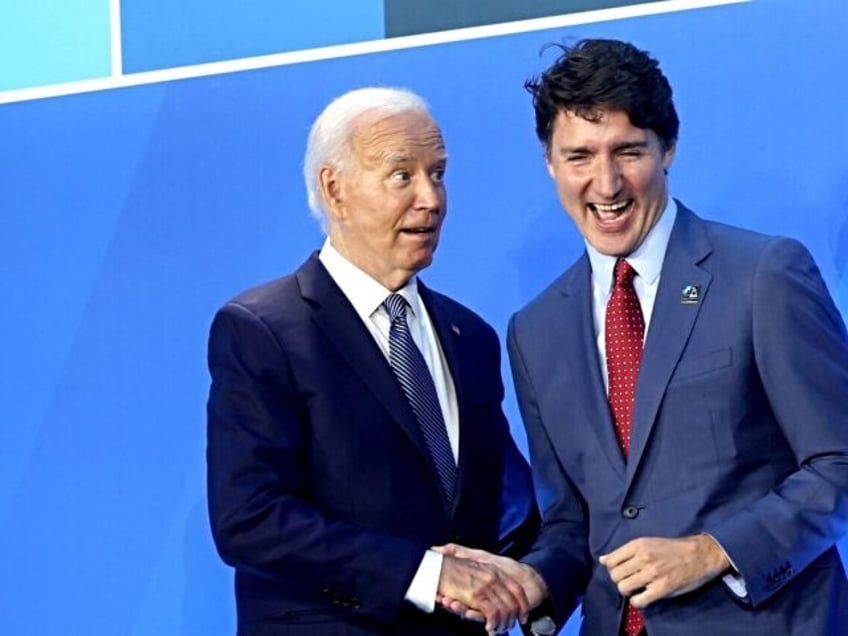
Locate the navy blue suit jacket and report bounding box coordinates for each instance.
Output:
[207,253,539,635]
[508,205,848,635]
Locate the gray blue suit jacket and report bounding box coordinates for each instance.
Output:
[509,204,848,635]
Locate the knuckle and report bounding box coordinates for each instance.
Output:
[481,570,497,585]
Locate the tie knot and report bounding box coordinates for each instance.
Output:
[383,293,409,322]
[613,258,637,289]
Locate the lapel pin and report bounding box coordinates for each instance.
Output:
[680,284,700,304]
[451,324,461,336]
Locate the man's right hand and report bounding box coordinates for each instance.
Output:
[438,554,529,634]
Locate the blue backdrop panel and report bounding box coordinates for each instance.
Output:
[120,0,385,73]
[1,0,847,634]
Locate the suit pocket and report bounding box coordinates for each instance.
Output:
[670,347,732,383]
[243,617,373,636]
[263,608,345,624]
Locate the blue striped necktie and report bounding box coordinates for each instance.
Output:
[383,293,456,506]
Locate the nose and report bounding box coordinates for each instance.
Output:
[592,157,622,200]
[414,175,443,212]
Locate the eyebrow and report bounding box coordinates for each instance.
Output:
[557,140,650,156]
[384,152,413,164]
[382,152,448,165]
[614,141,650,151]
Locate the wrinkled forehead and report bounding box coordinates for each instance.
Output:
[350,110,445,164]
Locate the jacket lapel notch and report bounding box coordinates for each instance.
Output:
[562,258,627,477]
[297,256,433,461]
[624,207,713,485]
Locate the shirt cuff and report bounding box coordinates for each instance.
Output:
[703,532,748,598]
[722,572,748,598]
[404,549,443,613]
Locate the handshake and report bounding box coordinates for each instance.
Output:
[433,544,551,635]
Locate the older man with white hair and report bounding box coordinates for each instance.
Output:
[206,87,539,636]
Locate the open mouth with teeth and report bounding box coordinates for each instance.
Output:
[589,199,633,224]
[400,226,436,235]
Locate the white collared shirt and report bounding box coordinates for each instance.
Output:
[586,198,677,391]
[318,238,459,612]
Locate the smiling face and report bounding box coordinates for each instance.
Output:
[320,110,447,290]
[546,108,675,257]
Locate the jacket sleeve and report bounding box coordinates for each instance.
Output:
[704,238,848,605]
[206,301,425,623]
[507,314,592,628]
[496,432,541,559]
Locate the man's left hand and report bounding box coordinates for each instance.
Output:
[599,534,730,608]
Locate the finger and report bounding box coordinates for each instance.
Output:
[610,558,656,597]
[477,597,508,634]
[447,559,520,633]
[444,599,485,623]
[457,565,510,633]
[461,607,486,623]
[599,540,638,569]
[502,572,530,622]
[433,543,458,556]
[451,545,491,562]
[606,553,644,585]
[487,575,526,632]
[629,583,663,609]
[437,595,456,607]
[476,590,515,635]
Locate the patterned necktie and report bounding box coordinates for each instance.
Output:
[604,259,646,636]
[383,293,456,506]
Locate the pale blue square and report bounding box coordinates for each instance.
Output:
[121,0,385,73]
[0,0,111,91]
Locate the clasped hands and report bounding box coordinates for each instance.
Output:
[434,544,548,635]
[434,533,730,634]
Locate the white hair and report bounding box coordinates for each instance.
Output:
[303,87,431,230]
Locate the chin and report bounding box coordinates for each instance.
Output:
[410,249,436,266]
[592,239,632,258]
[413,257,435,272]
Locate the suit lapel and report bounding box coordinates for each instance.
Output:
[558,257,627,478]
[625,206,713,487]
[295,255,433,463]
[418,284,465,512]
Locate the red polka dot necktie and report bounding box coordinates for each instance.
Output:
[604,258,646,636]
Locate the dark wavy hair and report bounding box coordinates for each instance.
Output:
[526,39,679,152]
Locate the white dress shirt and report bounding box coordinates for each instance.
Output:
[319,239,459,612]
[585,198,747,598]
[586,198,676,391]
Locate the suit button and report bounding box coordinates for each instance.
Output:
[622,505,639,519]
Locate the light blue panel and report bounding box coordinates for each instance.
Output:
[121,0,384,73]
[0,0,111,91]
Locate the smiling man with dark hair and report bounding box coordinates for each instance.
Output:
[443,38,848,636]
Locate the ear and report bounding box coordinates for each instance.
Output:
[318,165,345,219]
[662,142,676,171]
[545,150,556,179]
